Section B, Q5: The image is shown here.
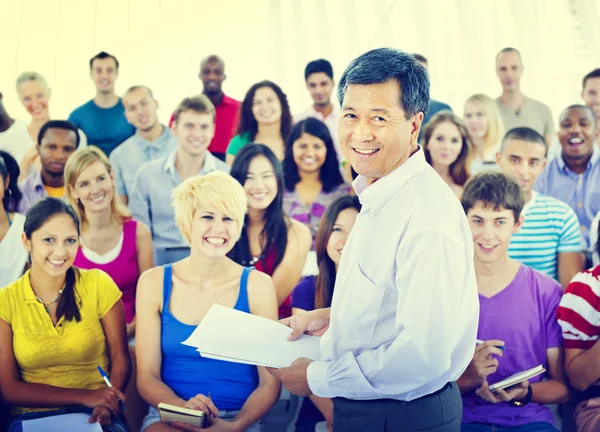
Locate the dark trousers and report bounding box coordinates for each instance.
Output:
[333,382,461,432]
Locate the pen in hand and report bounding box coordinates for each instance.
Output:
[97,366,126,412]
[476,339,506,351]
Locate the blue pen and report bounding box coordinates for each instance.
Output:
[97,366,126,412]
[476,339,506,351]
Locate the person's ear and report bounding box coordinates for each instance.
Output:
[513,215,525,233]
[21,233,31,253]
[495,152,502,164]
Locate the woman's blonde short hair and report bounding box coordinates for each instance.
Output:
[172,171,248,244]
[64,146,130,225]
[16,71,49,94]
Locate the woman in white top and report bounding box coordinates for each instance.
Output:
[463,94,505,175]
[0,151,28,287]
[15,72,87,180]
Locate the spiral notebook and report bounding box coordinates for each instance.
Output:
[489,364,546,391]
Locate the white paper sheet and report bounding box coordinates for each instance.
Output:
[23,413,103,432]
[182,304,321,368]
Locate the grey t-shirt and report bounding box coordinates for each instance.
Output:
[496,96,555,137]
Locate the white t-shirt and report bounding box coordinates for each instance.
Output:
[0,212,28,288]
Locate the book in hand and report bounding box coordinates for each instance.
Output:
[158,403,207,428]
[489,365,546,391]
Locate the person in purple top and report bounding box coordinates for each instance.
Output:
[291,195,361,432]
[458,172,569,431]
[282,118,350,248]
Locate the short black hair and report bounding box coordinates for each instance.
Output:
[582,68,600,89]
[305,59,334,81]
[561,104,597,126]
[412,53,428,64]
[461,172,525,221]
[338,48,430,118]
[37,120,81,148]
[500,127,547,157]
[89,51,119,70]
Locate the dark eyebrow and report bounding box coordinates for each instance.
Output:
[495,217,509,221]
[372,108,391,115]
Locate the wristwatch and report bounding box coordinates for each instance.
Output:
[511,385,533,407]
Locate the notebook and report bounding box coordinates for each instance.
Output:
[158,403,207,427]
[22,413,103,432]
[489,364,546,391]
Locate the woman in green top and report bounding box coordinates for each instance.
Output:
[226,80,292,165]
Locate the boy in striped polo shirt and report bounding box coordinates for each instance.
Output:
[557,263,600,431]
[497,127,585,288]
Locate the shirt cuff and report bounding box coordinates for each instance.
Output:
[307,360,334,398]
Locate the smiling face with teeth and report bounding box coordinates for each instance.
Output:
[558,106,598,163]
[173,111,215,158]
[252,86,282,126]
[325,207,359,268]
[292,133,327,175]
[70,160,115,214]
[18,79,50,120]
[190,208,238,257]
[243,155,278,211]
[90,57,118,95]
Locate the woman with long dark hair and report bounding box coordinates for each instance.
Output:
[0,197,130,431]
[225,81,292,164]
[0,150,27,286]
[229,144,311,318]
[290,194,361,431]
[282,118,350,247]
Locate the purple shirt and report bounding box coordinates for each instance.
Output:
[462,264,563,428]
[291,276,316,311]
[534,149,600,250]
[17,172,52,215]
[283,183,351,248]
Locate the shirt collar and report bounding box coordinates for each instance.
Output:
[136,125,171,151]
[354,146,427,215]
[557,147,600,172]
[163,150,218,174]
[307,104,339,120]
[20,269,87,304]
[30,171,45,192]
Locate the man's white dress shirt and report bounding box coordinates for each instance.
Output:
[307,147,479,401]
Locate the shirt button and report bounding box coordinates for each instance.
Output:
[582,226,587,231]
[577,203,583,208]
[578,178,583,185]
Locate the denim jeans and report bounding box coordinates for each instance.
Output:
[461,422,558,431]
[6,406,128,432]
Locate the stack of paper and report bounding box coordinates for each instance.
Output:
[489,364,546,391]
[23,413,103,432]
[182,304,321,368]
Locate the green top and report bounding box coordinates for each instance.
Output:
[226,132,253,156]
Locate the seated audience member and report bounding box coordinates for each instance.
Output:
[0,197,131,431]
[294,59,343,161]
[68,51,135,156]
[136,172,280,432]
[65,147,153,341]
[592,211,599,266]
[225,81,292,164]
[0,91,29,166]
[535,105,600,261]
[421,111,471,197]
[291,195,360,432]
[18,120,80,215]
[16,72,88,181]
[557,263,600,432]
[0,151,27,287]
[464,93,505,174]
[282,118,350,247]
[458,172,569,431]
[169,55,241,162]
[110,86,177,204]
[497,127,584,288]
[495,48,555,146]
[413,53,453,130]
[129,95,229,266]
[229,144,311,318]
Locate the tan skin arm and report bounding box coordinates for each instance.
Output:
[557,252,585,290]
[565,342,600,391]
[127,221,153,339]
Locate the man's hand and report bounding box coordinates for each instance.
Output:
[476,380,529,404]
[461,340,505,389]
[267,357,313,396]
[281,309,330,341]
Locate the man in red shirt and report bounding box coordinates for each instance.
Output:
[169,55,240,161]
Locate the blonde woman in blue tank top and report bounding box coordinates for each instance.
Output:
[136,172,280,432]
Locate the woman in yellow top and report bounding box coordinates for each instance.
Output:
[0,197,131,432]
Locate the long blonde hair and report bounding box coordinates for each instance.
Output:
[464,94,505,165]
[64,146,130,226]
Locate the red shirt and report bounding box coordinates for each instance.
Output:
[169,93,240,154]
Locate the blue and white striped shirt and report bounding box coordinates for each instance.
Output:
[508,191,582,280]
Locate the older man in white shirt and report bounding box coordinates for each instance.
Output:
[269,48,479,431]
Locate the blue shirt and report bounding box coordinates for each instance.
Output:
[160,264,258,410]
[534,149,600,250]
[109,126,177,198]
[68,99,135,156]
[129,150,230,251]
[508,192,582,280]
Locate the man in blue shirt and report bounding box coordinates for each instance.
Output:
[68,51,134,156]
[129,95,229,266]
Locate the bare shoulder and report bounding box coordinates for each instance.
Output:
[288,218,311,241]
[246,269,275,296]
[135,220,152,239]
[136,266,164,302]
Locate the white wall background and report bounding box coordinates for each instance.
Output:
[1,0,600,125]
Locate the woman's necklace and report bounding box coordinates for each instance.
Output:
[243,253,264,266]
[35,289,64,313]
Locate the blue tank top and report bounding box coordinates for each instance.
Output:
[160,265,259,410]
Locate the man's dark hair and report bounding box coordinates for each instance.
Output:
[582,68,600,90]
[461,172,525,221]
[500,127,547,157]
[37,120,81,148]
[89,51,119,70]
[562,104,597,126]
[412,53,428,64]
[337,48,430,118]
[304,59,334,81]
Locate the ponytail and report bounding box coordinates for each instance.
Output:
[55,267,81,322]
